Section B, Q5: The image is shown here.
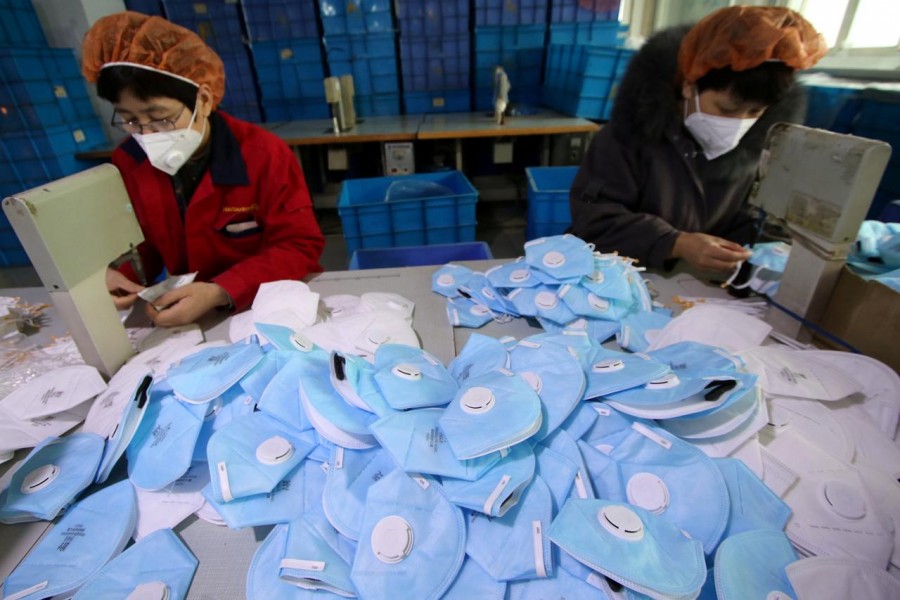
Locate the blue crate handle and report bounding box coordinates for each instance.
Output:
[384,179,456,202]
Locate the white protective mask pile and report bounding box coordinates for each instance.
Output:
[2,234,899,599]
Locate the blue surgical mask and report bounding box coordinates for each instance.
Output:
[533,442,579,513]
[206,411,317,503]
[714,530,797,600]
[350,470,466,600]
[370,407,503,480]
[558,283,631,321]
[449,333,509,383]
[373,344,458,410]
[322,445,397,540]
[281,514,357,597]
[485,259,542,289]
[72,528,198,600]
[507,565,611,599]
[439,368,543,459]
[446,296,496,328]
[542,429,595,502]
[581,256,633,301]
[507,285,578,325]
[713,458,791,542]
[617,310,672,353]
[432,263,476,298]
[0,433,105,523]
[443,557,507,600]
[193,385,257,463]
[330,351,394,417]
[166,338,264,404]
[524,234,595,281]
[255,354,316,432]
[548,499,706,599]
[2,480,136,600]
[467,475,554,582]
[508,338,585,441]
[579,422,729,555]
[246,525,311,599]
[458,273,518,315]
[442,443,535,517]
[583,347,670,400]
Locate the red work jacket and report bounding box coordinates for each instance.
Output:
[112,111,325,311]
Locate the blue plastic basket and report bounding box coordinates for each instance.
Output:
[542,44,633,119]
[252,39,326,102]
[404,90,470,114]
[319,0,394,35]
[803,84,860,131]
[354,93,401,117]
[526,165,578,239]
[400,34,470,92]
[163,0,247,54]
[474,0,549,26]
[474,26,546,92]
[395,0,468,36]
[262,99,330,121]
[548,21,628,45]
[242,0,319,41]
[349,241,492,269]
[338,170,478,253]
[0,0,47,47]
[550,0,621,22]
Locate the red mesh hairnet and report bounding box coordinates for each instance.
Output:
[679,6,828,84]
[82,11,225,108]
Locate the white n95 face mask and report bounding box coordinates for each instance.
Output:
[72,528,198,600]
[132,105,205,175]
[2,480,136,600]
[0,364,107,421]
[683,91,758,160]
[785,556,900,600]
[350,470,466,600]
[134,461,209,540]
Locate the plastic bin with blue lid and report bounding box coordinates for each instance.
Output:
[337,171,478,254]
[349,241,492,269]
[526,165,578,239]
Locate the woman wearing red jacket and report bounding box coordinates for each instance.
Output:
[82,11,325,326]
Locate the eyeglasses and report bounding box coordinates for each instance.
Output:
[110,105,187,134]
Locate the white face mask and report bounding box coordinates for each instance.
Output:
[683,91,758,160]
[133,105,206,175]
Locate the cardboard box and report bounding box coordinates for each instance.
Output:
[815,266,900,371]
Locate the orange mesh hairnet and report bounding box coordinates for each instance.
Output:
[679,6,828,84]
[82,11,225,108]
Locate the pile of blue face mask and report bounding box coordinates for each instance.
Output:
[432,234,669,349]
[848,220,900,275]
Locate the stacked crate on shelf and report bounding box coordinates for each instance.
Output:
[124,0,167,16]
[0,46,107,267]
[0,0,47,47]
[848,93,900,217]
[163,0,263,122]
[542,42,633,120]
[244,0,329,121]
[473,0,549,112]
[550,0,621,23]
[396,0,470,114]
[321,1,400,117]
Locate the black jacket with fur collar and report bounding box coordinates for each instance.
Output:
[568,25,806,268]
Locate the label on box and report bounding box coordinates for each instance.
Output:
[72,130,85,143]
[193,3,208,15]
[53,85,68,99]
[432,97,445,108]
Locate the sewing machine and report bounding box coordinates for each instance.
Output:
[748,123,892,339]
[2,164,144,376]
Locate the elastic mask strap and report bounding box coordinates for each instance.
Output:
[484,475,512,514]
[532,521,548,577]
[5,581,49,600]
[217,461,233,502]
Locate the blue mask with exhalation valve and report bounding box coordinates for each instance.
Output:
[2,480,136,600]
[449,333,509,383]
[458,273,518,315]
[506,285,577,325]
[254,323,319,353]
[524,234,595,281]
[466,475,554,582]
[583,347,670,400]
[0,433,104,523]
[485,259,542,289]
[446,296,495,328]
[373,344,458,410]
[439,368,543,459]
[558,283,631,321]
[322,445,397,540]
[193,385,257,463]
[714,530,797,600]
[441,442,535,517]
[432,264,476,298]
[581,256,633,301]
[330,351,393,417]
[72,528,198,600]
[548,499,706,600]
[206,411,317,503]
[350,470,466,600]
[370,407,504,480]
[166,339,264,404]
[617,310,672,353]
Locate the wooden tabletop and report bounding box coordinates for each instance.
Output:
[268,114,423,145]
[417,110,600,139]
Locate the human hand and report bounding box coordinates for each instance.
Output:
[145,282,230,327]
[106,267,145,310]
[671,232,752,273]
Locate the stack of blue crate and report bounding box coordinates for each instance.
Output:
[244,0,329,121]
[0,1,107,267]
[473,0,548,112]
[124,0,166,15]
[163,0,263,122]
[396,0,471,114]
[848,92,900,218]
[320,0,400,117]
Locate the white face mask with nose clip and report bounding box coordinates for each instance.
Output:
[133,104,206,176]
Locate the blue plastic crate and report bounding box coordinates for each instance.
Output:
[400,35,470,92]
[404,90,470,114]
[221,102,263,123]
[395,0,468,36]
[550,0,621,22]
[262,99,330,121]
[328,55,399,96]
[324,32,397,62]
[163,0,247,54]
[355,93,400,117]
[349,241,492,269]
[124,0,166,15]
[0,0,47,47]
[319,0,394,35]
[474,0,548,26]
[525,165,577,239]
[548,21,627,45]
[803,85,860,131]
[252,39,326,102]
[855,98,900,135]
[242,0,319,41]
[0,47,85,83]
[542,44,632,119]
[338,170,478,253]
[474,26,546,89]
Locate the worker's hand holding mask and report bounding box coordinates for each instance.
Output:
[147,282,230,327]
[672,232,751,273]
[106,267,145,310]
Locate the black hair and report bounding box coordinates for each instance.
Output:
[695,62,795,107]
[96,65,198,110]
